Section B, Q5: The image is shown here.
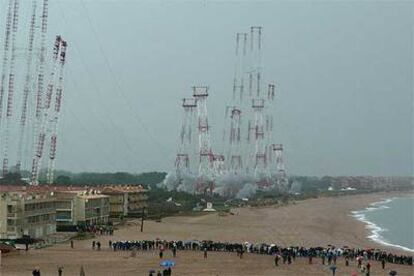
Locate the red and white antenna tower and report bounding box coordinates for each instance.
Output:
[250,26,262,98]
[244,26,263,175]
[30,0,49,185]
[212,154,225,176]
[0,0,14,176]
[46,38,67,184]
[16,0,37,173]
[30,36,61,186]
[175,97,197,183]
[2,0,20,176]
[233,32,248,104]
[272,144,288,188]
[229,107,242,173]
[252,98,270,188]
[193,86,214,194]
[265,83,275,165]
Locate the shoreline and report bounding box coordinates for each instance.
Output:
[351,194,414,253]
[130,191,413,254]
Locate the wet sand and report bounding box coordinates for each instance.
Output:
[1,192,413,275]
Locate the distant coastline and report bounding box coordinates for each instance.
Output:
[351,195,414,253]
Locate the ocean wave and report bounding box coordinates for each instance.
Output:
[351,197,414,253]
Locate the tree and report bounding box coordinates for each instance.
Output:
[0,173,26,185]
[55,175,72,185]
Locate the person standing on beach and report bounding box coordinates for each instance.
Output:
[274,254,280,266]
[58,266,63,276]
[345,256,349,266]
[381,258,386,269]
[357,257,362,268]
[282,253,287,264]
[366,262,371,276]
[203,247,208,259]
[330,265,336,276]
[32,268,41,276]
[92,241,96,250]
[321,252,326,265]
[172,246,177,258]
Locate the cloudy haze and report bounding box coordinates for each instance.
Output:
[0,0,412,176]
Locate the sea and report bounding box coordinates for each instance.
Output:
[351,196,414,253]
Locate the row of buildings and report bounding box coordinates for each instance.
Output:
[323,176,414,190]
[0,185,147,240]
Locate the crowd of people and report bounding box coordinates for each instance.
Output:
[95,238,412,276]
[30,237,412,275]
[106,239,413,267]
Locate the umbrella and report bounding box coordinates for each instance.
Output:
[160,260,176,268]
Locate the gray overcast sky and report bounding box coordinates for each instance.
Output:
[1,0,412,176]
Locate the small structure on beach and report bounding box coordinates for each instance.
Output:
[202,202,216,212]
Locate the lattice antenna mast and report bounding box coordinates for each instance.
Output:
[35,0,48,122]
[175,98,197,183]
[252,98,270,188]
[232,33,248,104]
[30,0,48,185]
[0,0,14,157]
[265,83,275,165]
[46,38,67,184]
[16,0,37,173]
[193,86,214,194]
[244,27,263,175]
[249,26,262,98]
[272,144,288,188]
[229,107,242,173]
[212,154,225,176]
[30,37,59,186]
[2,0,20,176]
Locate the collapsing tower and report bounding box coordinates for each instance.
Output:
[252,98,270,188]
[0,1,68,184]
[1,0,20,176]
[46,38,67,184]
[249,26,262,98]
[30,36,68,185]
[265,83,275,165]
[272,144,288,188]
[193,86,214,194]
[175,98,197,184]
[233,33,248,104]
[16,0,38,174]
[166,25,289,197]
[228,107,242,173]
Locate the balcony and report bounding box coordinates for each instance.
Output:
[25,208,56,217]
[7,213,18,219]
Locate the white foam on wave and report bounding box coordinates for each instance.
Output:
[351,197,414,253]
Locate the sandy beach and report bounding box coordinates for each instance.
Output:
[1,192,413,275]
